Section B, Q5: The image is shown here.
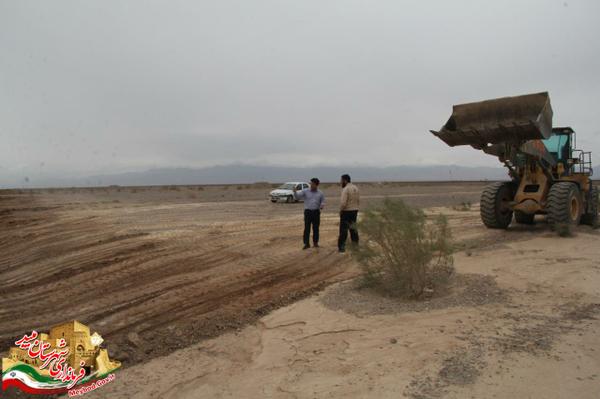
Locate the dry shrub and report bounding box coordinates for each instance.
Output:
[452,201,471,211]
[351,198,454,299]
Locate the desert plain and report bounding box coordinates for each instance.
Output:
[1,181,599,398]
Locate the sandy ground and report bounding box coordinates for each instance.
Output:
[0,182,484,362]
[1,182,599,398]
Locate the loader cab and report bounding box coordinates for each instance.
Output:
[542,127,593,176]
[542,127,575,176]
[542,127,573,164]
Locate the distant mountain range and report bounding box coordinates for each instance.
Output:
[5,163,599,189]
[3,164,514,188]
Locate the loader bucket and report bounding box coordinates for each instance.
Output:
[431,92,553,149]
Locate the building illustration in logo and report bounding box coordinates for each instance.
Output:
[2,320,120,395]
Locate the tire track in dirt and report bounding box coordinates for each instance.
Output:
[0,192,356,365]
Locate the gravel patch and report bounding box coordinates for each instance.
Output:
[320,273,507,316]
[489,302,600,355]
[406,346,485,399]
[406,301,600,398]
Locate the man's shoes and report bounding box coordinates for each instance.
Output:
[313,243,319,248]
[338,248,346,253]
[303,244,310,250]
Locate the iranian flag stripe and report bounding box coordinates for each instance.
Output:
[3,363,59,383]
[2,362,112,395]
[2,379,68,395]
[2,372,69,395]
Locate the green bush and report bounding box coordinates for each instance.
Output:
[351,198,454,299]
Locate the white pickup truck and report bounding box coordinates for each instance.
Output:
[269,182,309,203]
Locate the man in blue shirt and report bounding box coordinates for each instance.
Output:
[293,178,325,249]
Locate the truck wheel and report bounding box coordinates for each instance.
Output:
[514,211,535,225]
[480,182,514,229]
[581,186,598,228]
[286,195,294,203]
[547,182,582,226]
[270,199,277,203]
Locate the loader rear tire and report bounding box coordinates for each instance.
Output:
[546,182,582,226]
[480,182,514,229]
[514,211,535,225]
[581,186,598,228]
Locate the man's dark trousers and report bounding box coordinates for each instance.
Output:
[338,210,359,250]
[304,209,320,246]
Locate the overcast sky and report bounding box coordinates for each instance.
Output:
[1,0,599,183]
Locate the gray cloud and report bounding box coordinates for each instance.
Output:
[1,0,599,184]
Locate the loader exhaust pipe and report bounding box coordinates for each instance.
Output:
[430,92,553,149]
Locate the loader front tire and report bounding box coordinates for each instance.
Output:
[581,186,598,228]
[547,182,582,226]
[480,182,514,229]
[514,211,535,225]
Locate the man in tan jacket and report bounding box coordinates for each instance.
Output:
[338,174,359,253]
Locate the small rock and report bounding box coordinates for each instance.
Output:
[127,331,143,348]
[390,338,397,344]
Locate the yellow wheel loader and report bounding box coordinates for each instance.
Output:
[431,92,597,229]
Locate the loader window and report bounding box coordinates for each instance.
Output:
[542,134,570,162]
